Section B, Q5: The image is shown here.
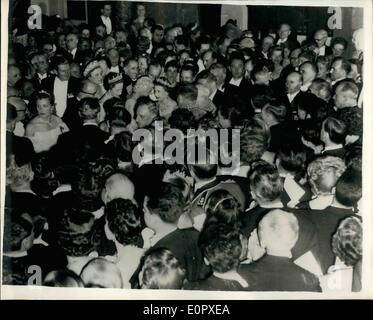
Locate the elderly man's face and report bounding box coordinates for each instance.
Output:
[262,37,274,52]
[330,60,344,81]
[8,66,21,86]
[66,34,78,51]
[203,51,216,69]
[300,64,315,83]
[278,24,291,39]
[314,31,328,48]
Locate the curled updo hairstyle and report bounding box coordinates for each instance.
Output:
[154,76,173,95]
[103,72,123,91]
[262,101,287,123]
[332,216,362,266]
[204,189,241,226]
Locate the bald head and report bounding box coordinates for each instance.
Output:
[78,79,98,99]
[258,209,299,253]
[8,65,21,87]
[286,72,302,94]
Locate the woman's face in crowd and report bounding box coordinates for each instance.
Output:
[111,82,124,98]
[37,98,53,117]
[154,85,167,101]
[108,49,119,67]
[332,44,345,57]
[89,67,104,85]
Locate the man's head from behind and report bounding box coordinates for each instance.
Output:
[258,209,299,255]
[80,257,123,288]
[249,161,283,205]
[144,182,185,229]
[105,198,142,246]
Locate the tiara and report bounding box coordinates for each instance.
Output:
[108,73,123,85]
[212,197,235,212]
[83,60,101,78]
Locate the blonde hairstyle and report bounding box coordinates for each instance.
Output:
[6,155,33,187]
[307,156,346,195]
[102,172,135,204]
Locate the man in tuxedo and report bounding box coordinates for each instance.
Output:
[63,79,99,131]
[314,29,332,57]
[93,4,116,36]
[65,33,85,64]
[330,57,351,91]
[276,23,300,52]
[41,56,79,118]
[196,70,226,110]
[282,71,308,116]
[30,52,52,91]
[6,104,35,166]
[54,97,110,165]
[225,52,252,103]
[210,62,228,93]
[299,61,317,92]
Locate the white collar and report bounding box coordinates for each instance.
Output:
[83,122,98,127]
[213,270,249,288]
[287,90,300,98]
[229,77,243,86]
[55,76,68,84]
[194,178,215,192]
[300,81,312,92]
[4,250,28,258]
[209,89,218,100]
[323,144,343,152]
[52,184,72,196]
[38,72,48,79]
[331,77,346,86]
[260,200,284,209]
[69,47,77,55]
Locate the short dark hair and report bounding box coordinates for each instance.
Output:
[198,222,242,273]
[146,182,185,223]
[78,97,100,121]
[7,103,18,123]
[277,143,307,176]
[331,37,348,50]
[335,167,362,207]
[164,60,179,72]
[51,55,69,70]
[323,117,347,144]
[249,161,283,203]
[180,63,198,77]
[168,108,197,134]
[140,248,186,289]
[114,131,135,162]
[105,198,142,246]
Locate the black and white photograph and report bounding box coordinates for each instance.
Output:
[1,0,372,299]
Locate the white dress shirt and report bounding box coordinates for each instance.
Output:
[101,15,112,34]
[229,77,243,87]
[69,47,77,59]
[318,45,326,56]
[109,65,120,73]
[287,90,300,103]
[54,77,69,117]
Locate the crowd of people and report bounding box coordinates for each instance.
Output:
[4,3,363,292]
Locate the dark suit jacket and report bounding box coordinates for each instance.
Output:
[238,254,321,291]
[224,77,252,103]
[275,37,300,51]
[240,206,319,261]
[6,131,35,166]
[62,97,83,131]
[30,72,53,92]
[211,89,227,109]
[280,90,310,116]
[322,147,346,159]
